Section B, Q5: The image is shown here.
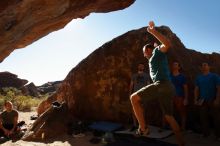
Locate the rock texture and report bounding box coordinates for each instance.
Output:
[0,71,61,96]
[32,26,220,140]
[22,82,39,97]
[0,71,28,88]
[23,102,72,141]
[37,81,62,95]
[38,26,220,125]
[0,0,135,62]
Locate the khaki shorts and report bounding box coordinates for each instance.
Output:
[136,81,175,115]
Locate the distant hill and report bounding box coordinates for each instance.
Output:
[0,71,62,97]
[0,71,28,88]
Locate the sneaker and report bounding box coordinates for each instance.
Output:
[135,127,150,136]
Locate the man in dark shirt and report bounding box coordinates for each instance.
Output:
[194,62,220,139]
[0,101,19,138]
[170,61,188,130]
[129,63,150,128]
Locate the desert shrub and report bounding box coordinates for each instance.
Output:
[0,95,5,110]
[0,87,47,112]
[14,95,40,111]
[1,87,22,96]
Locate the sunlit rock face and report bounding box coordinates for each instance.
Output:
[0,0,135,62]
[38,26,220,125]
[30,26,220,141]
[41,26,220,122]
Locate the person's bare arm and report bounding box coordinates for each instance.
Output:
[13,116,18,130]
[9,113,18,134]
[147,21,171,53]
[183,84,188,105]
[214,85,220,106]
[0,117,10,136]
[0,118,4,130]
[194,86,199,105]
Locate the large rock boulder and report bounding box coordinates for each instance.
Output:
[21,81,62,97]
[0,71,28,88]
[38,26,220,125]
[0,0,135,62]
[22,82,40,97]
[37,81,62,95]
[23,102,72,141]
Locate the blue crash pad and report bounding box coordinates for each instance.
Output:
[89,121,122,132]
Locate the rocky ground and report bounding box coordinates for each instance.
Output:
[1,110,220,146]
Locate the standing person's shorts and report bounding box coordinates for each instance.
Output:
[136,81,175,116]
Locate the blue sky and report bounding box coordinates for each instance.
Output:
[1,0,220,86]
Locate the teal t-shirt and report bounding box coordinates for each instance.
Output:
[149,47,170,82]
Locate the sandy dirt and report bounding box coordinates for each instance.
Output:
[1,110,102,146]
[1,110,220,146]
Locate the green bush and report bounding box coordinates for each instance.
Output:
[14,95,41,111]
[0,87,47,112]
